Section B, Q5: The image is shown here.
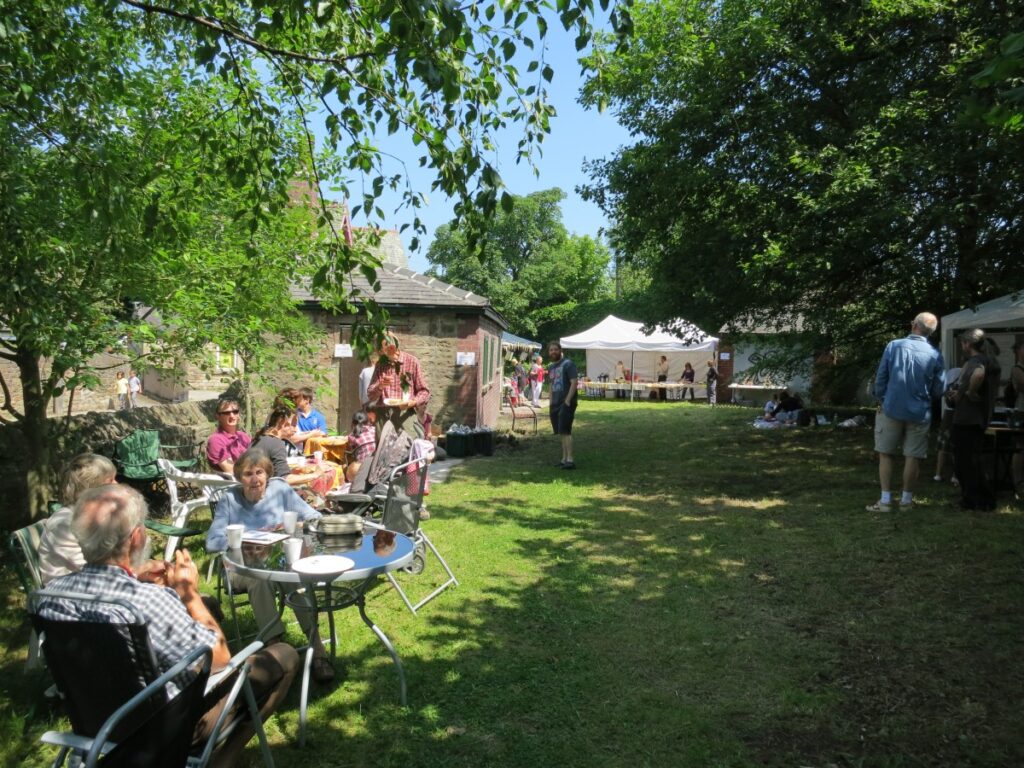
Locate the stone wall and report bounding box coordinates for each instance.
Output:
[0,399,220,530]
[303,309,503,432]
[1,350,137,417]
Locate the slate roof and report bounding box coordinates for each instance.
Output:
[290,264,491,311]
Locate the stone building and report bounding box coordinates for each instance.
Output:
[289,232,508,432]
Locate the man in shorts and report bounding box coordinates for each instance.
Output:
[547,341,578,469]
[867,312,945,511]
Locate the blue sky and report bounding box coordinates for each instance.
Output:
[318,24,631,273]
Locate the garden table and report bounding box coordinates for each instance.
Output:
[221,526,414,745]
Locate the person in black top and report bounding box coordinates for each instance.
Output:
[705,361,719,406]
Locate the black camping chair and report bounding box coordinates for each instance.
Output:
[30,589,275,768]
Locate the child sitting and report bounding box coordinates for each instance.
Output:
[346,411,377,483]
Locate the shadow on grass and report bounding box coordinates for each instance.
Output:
[3,401,1023,767]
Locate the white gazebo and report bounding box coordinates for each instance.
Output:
[561,314,717,399]
[940,290,1024,366]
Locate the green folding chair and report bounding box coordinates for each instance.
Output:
[113,429,197,483]
[8,520,47,668]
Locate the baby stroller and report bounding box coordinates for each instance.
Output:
[326,422,458,613]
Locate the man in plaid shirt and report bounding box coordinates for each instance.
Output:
[38,484,298,764]
[367,333,431,438]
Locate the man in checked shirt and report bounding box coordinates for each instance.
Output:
[366,333,431,438]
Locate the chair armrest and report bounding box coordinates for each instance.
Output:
[206,640,264,693]
[41,731,109,755]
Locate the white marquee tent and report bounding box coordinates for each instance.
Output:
[940,290,1024,366]
[560,314,718,385]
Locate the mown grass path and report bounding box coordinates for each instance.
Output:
[3,401,1022,767]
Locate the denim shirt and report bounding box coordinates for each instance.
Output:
[873,334,945,423]
[206,478,320,552]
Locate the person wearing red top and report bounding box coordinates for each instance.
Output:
[366,334,431,438]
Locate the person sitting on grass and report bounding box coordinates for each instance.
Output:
[775,390,805,424]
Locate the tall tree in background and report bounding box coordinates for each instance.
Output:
[1,0,632,516]
[426,188,613,339]
[581,0,1024,385]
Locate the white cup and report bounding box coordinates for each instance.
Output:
[313,450,324,464]
[283,537,303,565]
[282,510,298,535]
[225,524,244,549]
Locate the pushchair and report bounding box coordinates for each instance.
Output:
[325,422,458,613]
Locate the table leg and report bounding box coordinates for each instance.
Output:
[299,645,314,748]
[356,594,407,706]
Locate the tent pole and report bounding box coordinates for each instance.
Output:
[622,354,630,403]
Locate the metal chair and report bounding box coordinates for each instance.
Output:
[510,401,539,434]
[8,521,47,668]
[157,458,238,561]
[366,458,459,615]
[30,589,274,768]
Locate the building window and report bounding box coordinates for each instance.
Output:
[213,347,237,372]
[483,336,491,386]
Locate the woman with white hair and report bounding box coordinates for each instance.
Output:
[38,453,117,584]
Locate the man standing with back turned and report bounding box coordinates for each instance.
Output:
[867,312,945,512]
[547,341,578,470]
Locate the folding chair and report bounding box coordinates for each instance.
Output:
[50,644,211,768]
[30,589,274,768]
[510,401,539,434]
[8,521,47,668]
[365,458,459,615]
[157,458,238,561]
[113,429,197,492]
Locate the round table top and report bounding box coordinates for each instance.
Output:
[222,526,414,585]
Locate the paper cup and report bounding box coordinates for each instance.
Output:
[225,524,244,549]
[282,510,298,535]
[313,450,324,464]
[283,537,303,564]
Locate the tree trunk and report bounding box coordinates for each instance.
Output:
[16,345,54,520]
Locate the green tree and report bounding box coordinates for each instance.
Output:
[425,188,613,339]
[581,0,1024,386]
[0,0,631,515]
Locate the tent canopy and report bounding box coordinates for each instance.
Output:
[561,314,716,352]
[561,314,718,383]
[940,290,1024,364]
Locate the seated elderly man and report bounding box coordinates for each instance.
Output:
[41,484,298,767]
[206,398,251,474]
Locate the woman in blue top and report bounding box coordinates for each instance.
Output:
[205,449,335,681]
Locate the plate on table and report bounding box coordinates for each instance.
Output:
[383,398,408,407]
[290,555,355,577]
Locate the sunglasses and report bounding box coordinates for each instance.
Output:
[218,409,240,416]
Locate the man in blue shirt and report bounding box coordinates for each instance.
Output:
[547,341,579,469]
[868,312,945,512]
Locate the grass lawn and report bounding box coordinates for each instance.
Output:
[2,400,1022,767]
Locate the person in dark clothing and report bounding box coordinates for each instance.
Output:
[947,329,1002,511]
[705,361,719,406]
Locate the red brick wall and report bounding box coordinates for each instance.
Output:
[717,344,734,402]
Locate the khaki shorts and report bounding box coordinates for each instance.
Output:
[874,411,930,459]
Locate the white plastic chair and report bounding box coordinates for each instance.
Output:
[157,458,238,561]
